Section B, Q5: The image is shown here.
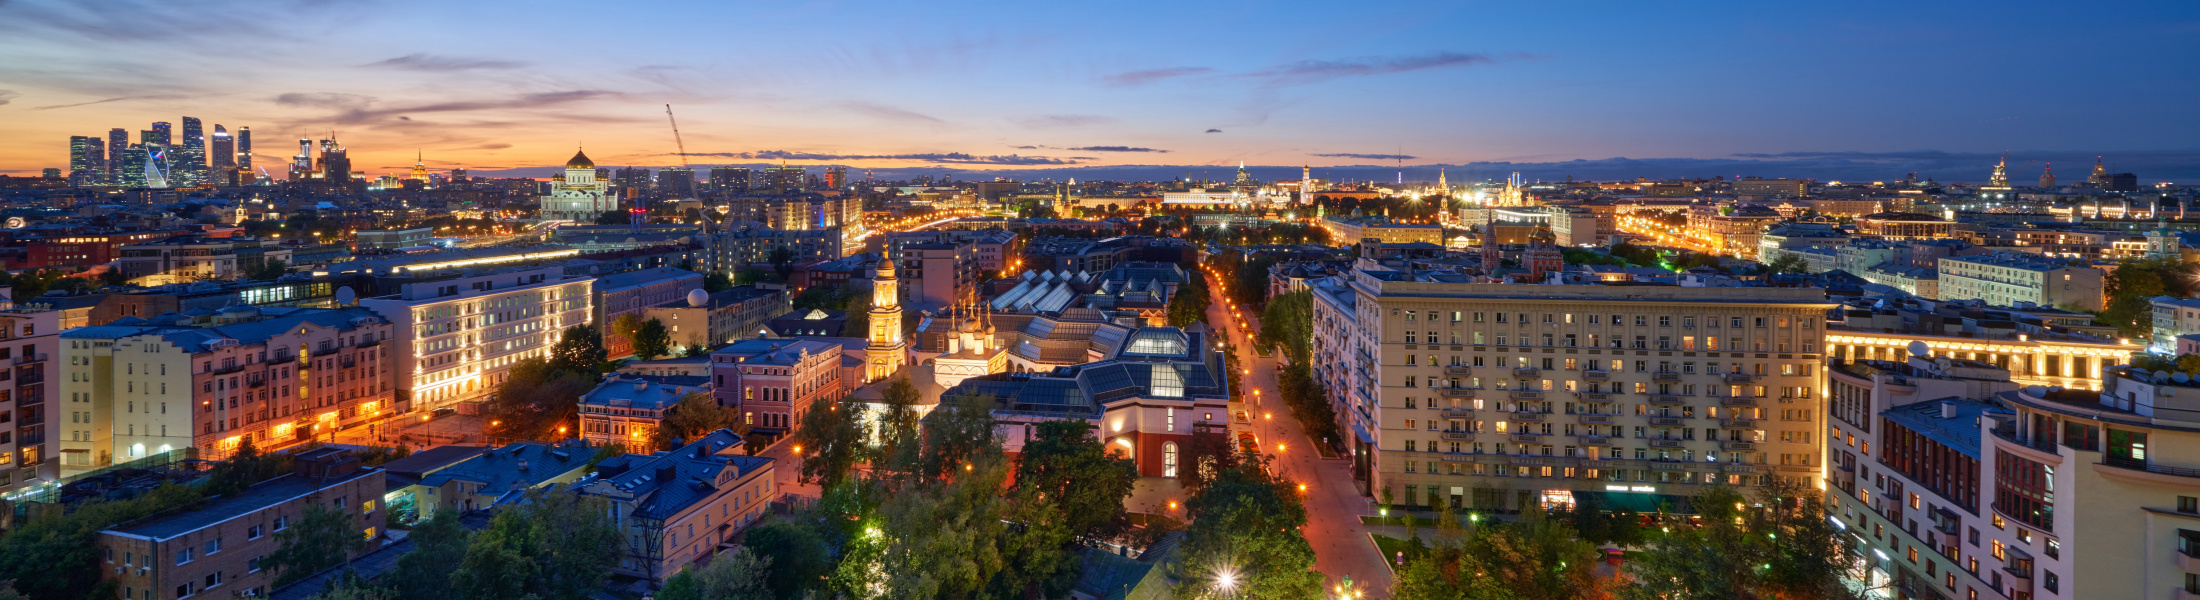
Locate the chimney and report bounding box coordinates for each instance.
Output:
[1939,402,1956,419]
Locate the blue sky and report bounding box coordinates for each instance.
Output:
[1,0,2194,181]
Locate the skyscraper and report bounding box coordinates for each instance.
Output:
[209,125,236,187]
[765,161,804,191]
[236,127,253,184]
[68,136,105,187]
[107,128,128,183]
[177,117,207,186]
[823,166,848,189]
[2039,162,2056,188]
[658,167,696,197]
[145,121,171,146]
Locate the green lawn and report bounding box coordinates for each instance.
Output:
[1368,534,1411,573]
[1358,515,1453,527]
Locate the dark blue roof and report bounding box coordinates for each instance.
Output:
[1879,398,2005,460]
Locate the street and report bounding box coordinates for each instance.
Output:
[1202,268,1393,596]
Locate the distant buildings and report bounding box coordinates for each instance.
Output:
[1321,215,1443,245]
[539,150,615,221]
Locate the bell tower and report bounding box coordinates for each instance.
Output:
[866,256,907,382]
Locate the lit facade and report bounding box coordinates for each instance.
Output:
[360,265,592,411]
[539,150,614,221]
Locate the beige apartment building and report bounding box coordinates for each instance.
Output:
[1350,272,1835,512]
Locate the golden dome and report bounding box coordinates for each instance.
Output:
[565,149,594,170]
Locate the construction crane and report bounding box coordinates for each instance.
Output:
[665,104,691,170]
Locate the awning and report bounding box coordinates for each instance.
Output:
[1574,490,1695,514]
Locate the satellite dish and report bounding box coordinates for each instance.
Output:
[687,288,710,308]
[2024,385,2047,397]
[2158,370,2175,381]
[2175,373,2190,384]
[4,217,24,229]
[1905,341,1929,357]
[2047,386,2064,394]
[335,286,356,306]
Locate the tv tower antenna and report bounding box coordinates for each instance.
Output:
[1396,146,1403,186]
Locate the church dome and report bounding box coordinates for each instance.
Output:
[565,149,594,170]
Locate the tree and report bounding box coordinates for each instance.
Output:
[484,358,598,442]
[652,392,743,450]
[97,267,129,287]
[1177,428,1241,493]
[266,505,371,586]
[1166,270,1211,327]
[1177,455,1326,599]
[202,437,292,497]
[1463,504,1614,600]
[304,571,396,600]
[1761,252,1810,275]
[450,489,624,600]
[633,318,672,360]
[0,483,204,600]
[873,376,924,477]
[1391,546,1520,600]
[610,312,643,343]
[388,511,471,600]
[657,547,774,600]
[548,325,607,374]
[2100,257,2194,336]
[704,270,734,292]
[912,393,998,483]
[833,455,1011,600]
[770,245,799,281]
[250,258,290,280]
[1618,483,1864,600]
[1015,420,1136,541]
[1257,290,1314,364]
[742,520,833,598]
[792,394,866,490]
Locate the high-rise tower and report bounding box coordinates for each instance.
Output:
[866,257,908,382]
[409,150,431,183]
[236,127,253,184]
[2088,156,2110,186]
[1988,152,2010,188]
[106,128,128,184]
[68,136,104,187]
[177,117,206,186]
[2039,163,2056,188]
[209,125,235,186]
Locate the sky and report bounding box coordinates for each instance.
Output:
[1,0,2196,183]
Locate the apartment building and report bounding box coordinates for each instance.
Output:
[98,448,385,600]
[359,264,592,411]
[0,308,58,493]
[1321,215,1444,245]
[709,338,848,434]
[1824,351,2021,600]
[2149,296,2200,354]
[1826,298,2136,391]
[572,430,776,583]
[116,236,272,285]
[592,267,704,359]
[1938,254,2104,312]
[1348,270,1834,512]
[59,306,394,474]
[640,285,790,354]
[578,375,706,448]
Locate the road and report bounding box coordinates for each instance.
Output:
[1200,267,1393,596]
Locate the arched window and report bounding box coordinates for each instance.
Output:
[1162,442,1179,478]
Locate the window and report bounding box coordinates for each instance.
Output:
[2182,496,2199,514]
[205,539,220,555]
[177,548,193,565]
[362,499,376,515]
[1162,442,1178,478]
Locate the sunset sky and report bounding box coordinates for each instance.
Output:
[1,0,2194,179]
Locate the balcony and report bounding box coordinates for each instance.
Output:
[1440,408,1474,419]
[1721,396,1759,407]
[1576,414,1613,425]
[1440,388,1477,399]
[1652,371,1682,382]
[1510,434,1545,443]
[1648,417,1686,427]
[2179,546,2200,573]
[1514,367,1541,378]
[1720,440,1757,451]
[1649,439,1684,449]
[1579,392,1611,401]
[1576,434,1616,446]
[2099,457,2200,480]
[10,353,46,366]
[1721,418,1758,428]
[1514,411,1550,423]
[1441,431,1475,441]
[1444,366,1475,376]
[1724,373,1755,383]
[1581,370,1610,381]
[1647,395,1686,405]
[209,364,246,375]
[311,347,340,357]
[1509,390,1544,400]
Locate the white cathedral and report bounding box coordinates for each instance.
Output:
[540,149,615,221]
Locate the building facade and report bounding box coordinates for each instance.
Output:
[572,430,775,583]
[1350,274,1834,512]
[710,339,847,433]
[360,265,592,411]
[98,449,385,600]
[540,150,614,221]
[1937,254,2104,312]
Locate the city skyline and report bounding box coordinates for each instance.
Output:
[2,1,2196,179]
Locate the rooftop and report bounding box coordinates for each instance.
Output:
[107,468,382,540]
